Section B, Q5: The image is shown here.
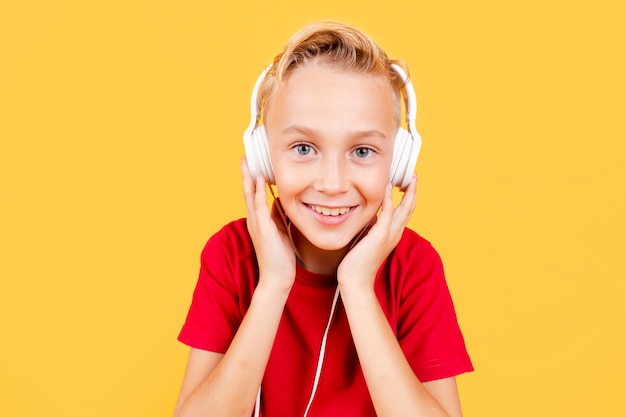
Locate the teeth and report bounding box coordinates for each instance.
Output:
[311,205,350,216]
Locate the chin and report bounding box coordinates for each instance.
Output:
[309,240,351,252]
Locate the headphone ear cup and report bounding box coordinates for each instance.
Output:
[243,65,276,185]
[243,127,262,182]
[247,126,275,184]
[389,128,413,189]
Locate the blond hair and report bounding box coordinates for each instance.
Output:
[257,20,409,122]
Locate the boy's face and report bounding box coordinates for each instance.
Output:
[264,62,397,252]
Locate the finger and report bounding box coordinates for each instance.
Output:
[253,173,271,221]
[402,174,418,213]
[391,174,417,231]
[270,198,289,235]
[242,158,272,233]
[241,157,258,220]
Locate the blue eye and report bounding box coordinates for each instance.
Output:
[354,147,372,158]
[295,144,312,156]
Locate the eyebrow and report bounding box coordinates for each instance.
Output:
[280,125,388,140]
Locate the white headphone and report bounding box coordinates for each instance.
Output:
[243,63,422,190]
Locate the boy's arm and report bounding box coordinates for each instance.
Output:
[173,283,290,417]
[423,378,464,416]
[338,176,462,417]
[338,286,462,417]
[174,349,223,416]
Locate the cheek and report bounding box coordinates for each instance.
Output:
[371,187,387,207]
[357,179,388,207]
[364,161,392,186]
[273,170,302,200]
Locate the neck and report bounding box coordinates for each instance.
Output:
[290,226,349,275]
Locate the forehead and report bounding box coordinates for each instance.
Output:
[264,62,398,129]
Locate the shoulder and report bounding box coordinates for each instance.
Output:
[201,219,254,258]
[392,227,443,267]
[197,218,258,293]
[379,227,447,295]
[199,219,257,278]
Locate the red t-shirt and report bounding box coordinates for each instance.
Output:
[179,219,473,416]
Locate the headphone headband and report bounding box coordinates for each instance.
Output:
[390,64,417,135]
[244,65,272,140]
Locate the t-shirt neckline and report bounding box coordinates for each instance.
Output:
[295,263,337,287]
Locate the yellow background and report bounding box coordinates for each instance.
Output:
[1,0,624,416]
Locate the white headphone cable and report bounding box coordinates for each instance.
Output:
[254,286,340,417]
[302,285,340,417]
[255,386,261,417]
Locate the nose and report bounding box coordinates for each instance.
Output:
[313,154,350,195]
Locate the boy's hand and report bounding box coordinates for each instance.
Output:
[241,158,296,293]
[337,175,417,291]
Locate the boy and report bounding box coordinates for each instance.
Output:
[175,20,472,417]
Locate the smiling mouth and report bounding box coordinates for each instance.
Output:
[309,205,352,216]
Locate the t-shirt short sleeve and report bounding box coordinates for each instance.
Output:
[383,229,473,382]
[178,220,257,352]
